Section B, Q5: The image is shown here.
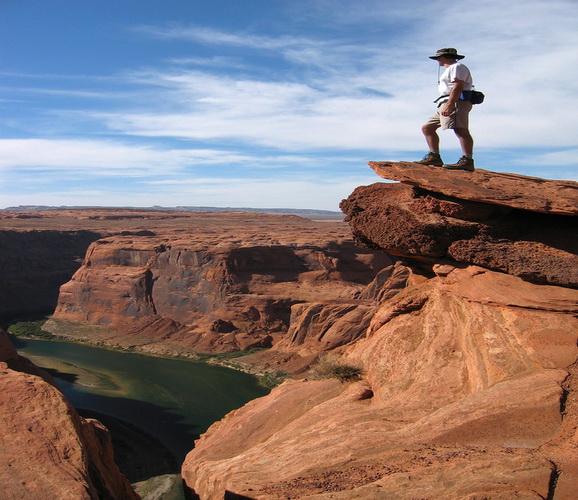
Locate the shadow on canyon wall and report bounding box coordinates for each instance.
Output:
[0,230,102,318]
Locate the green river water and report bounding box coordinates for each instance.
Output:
[14,337,269,468]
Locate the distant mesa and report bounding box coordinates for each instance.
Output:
[2,205,343,220]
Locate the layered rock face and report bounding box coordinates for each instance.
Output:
[0,329,136,499]
[182,164,578,499]
[0,208,181,319]
[341,162,578,288]
[0,209,380,355]
[235,260,427,374]
[45,212,388,354]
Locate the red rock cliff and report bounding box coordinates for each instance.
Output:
[0,329,137,499]
[181,164,578,499]
[48,213,390,355]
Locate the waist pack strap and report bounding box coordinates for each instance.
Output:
[433,94,449,103]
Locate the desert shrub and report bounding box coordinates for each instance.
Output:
[7,320,53,339]
[311,354,363,382]
[199,347,267,362]
[258,370,288,389]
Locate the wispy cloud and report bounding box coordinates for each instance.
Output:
[0,86,125,99]
[166,55,248,70]
[135,24,320,51]
[513,149,578,167]
[0,139,254,175]
[0,138,363,177]
[96,1,578,153]
[135,23,377,72]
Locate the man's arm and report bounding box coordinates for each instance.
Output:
[441,79,465,116]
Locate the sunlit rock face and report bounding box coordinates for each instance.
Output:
[181,165,578,499]
[47,212,391,355]
[0,329,137,500]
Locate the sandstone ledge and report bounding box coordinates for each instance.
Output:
[341,166,578,288]
[370,161,578,215]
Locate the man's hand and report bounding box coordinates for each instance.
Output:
[440,103,454,116]
[441,79,465,116]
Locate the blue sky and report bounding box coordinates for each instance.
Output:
[1,0,577,209]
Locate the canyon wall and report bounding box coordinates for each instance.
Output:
[0,230,102,318]
[0,209,196,321]
[181,165,578,499]
[46,214,389,355]
[1,210,386,356]
[0,329,137,499]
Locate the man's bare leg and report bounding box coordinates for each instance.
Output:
[422,123,441,153]
[454,127,473,157]
[443,127,475,170]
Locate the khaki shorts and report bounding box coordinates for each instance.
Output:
[425,100,473,130]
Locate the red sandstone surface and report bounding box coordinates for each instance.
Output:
[182,265,578,499]
[370,161,578,215]
[179,166,578,499]
[341,166,578,288]
[0,329,136,499]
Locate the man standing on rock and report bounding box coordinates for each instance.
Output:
[415,48,475,171]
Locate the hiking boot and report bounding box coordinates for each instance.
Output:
[414,152,443,167]
[443,156,475,171]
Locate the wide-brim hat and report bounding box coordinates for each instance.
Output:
[429,48,465,60]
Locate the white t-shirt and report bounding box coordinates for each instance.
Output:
[438,62,473,95]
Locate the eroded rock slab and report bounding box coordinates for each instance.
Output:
[341,182,578,288]
[370,161,578,215]
[232,261,425,375]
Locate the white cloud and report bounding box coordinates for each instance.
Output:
[136,24,323,51]
[0,139,257,175]
[93,0,578,153]
[91,71,421,150]
[166,56,248,70]
[0,86,123,99]
[135,23,378,71]
[513,149,578,167]
[0,138,366,182]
